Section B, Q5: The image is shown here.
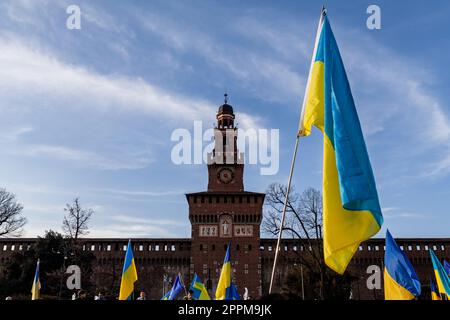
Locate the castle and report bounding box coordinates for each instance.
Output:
[0,100,448,299]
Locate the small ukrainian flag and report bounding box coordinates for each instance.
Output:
[189,273,211,300]
[161,273,185,300]
[430,279,441,300]
[384,230,421,300]
[430,249,450,299]
[119,240,138,300]
[215,242,233,300]
[31,259,41,300]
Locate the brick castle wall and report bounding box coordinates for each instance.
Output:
[1,237,448,299]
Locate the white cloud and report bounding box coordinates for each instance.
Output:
[110,214,184,227]
[90,188,185,197]
[0,36,263,169]
[88,214,186,238]
[0,38,212,121]
[0,125,33,142]
[425,154,450,177]
[1,0,50,29]
[0,34,263,125]
[231,15,310,61]
[88,225,177,238]
[381,206,399,213]
[382,206,425,219]
[24,204,64,213]
[10,144,153,170]
[136,11,305,104]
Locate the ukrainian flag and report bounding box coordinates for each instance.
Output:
[31,259,41,300]
[430,279,441,300]
[216,242,233,300]
[161,273,185,300]
[430,249,450,299]
[119,240,138,300]
[299,9,383,274]
[161,291,171,300]
[384,230,421,300]
[189,273,211,300]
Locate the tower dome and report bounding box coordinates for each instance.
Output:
[218,103,234,116]
[216,94,235,129]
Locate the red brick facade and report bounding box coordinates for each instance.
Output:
[0,237,448,299]
[188,101,264,298]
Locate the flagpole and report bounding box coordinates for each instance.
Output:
[180,273,188,297]
[268,6,326,295]
[268,135,301,294]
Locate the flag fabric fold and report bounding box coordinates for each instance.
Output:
[299,10,383,274]
[430,279,441,300]
[161,273,185,300]
[216,242,238,300]
[384,230,421,300]
[430,249,450,299]
[230,283,241,300]
[189,273,211,300]
[31,259,41,300]
[119,239,138,300]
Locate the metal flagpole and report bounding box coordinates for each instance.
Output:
[268,135,300,294]
[268,6,326,295]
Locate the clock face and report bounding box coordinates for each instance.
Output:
[217,168,234,184]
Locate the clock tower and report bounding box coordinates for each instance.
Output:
[207,94,244,193]
[186,95,265,298]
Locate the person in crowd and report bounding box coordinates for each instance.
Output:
[136,291,146,300]
[94,292,106,300]
[77,290,87,300]
[183,289,194,300]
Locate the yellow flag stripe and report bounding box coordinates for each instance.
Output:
[384,269,415,300]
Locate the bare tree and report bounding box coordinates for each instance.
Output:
[263,184,323,258]
[262,184,327,299]
[0,188,26,237]
[62,198,93,241]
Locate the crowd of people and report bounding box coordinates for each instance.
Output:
[69,289,192,300]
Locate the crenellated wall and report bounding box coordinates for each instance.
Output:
[0,237,448,299]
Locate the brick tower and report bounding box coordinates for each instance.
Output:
[186,95,265,298]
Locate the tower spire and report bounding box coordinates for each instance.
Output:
[224,92,228,104]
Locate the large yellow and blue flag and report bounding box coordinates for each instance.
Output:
[216,242,234,300]
[430,279,441,300]
[119,239,138,300]
[161,273,185,300]
[189,273,211,300]
[384,230,421,300]
[299,9,383,274]
[31,259,41,300]
[430,249,450,299]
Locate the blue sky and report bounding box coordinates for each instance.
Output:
[0,0,449,238]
